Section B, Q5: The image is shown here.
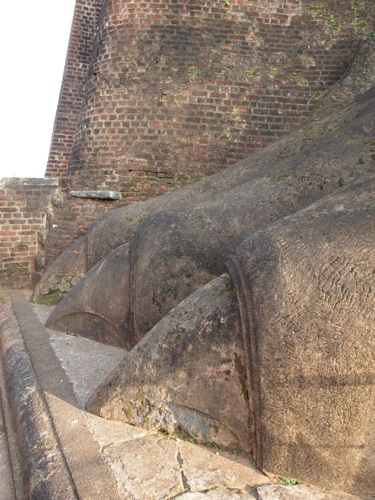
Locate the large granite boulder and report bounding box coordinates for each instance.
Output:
[88,175,375,496]
[87,274,251,452]
[226,175,375,495]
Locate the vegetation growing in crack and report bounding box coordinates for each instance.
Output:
[219,280,235,294]
[34,274,82,305]
[34,289,66,306]
[281,477,300,485]
[158,429,197,444]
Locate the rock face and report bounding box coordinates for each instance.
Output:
[41,87,375,495]
[226,176,375,495]
[85,174,375,496]
[312,38,375,120]
[46,88,375,345]
[87,274,251,452]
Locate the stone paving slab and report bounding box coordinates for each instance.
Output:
[0,290,368,499]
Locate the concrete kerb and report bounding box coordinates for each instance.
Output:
[0,294,76,499]
[1,291,122,500]
[0,318,23,500]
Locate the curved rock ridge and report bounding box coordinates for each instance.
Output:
[225,174,375,495]
[87,274,251,452]
[87,174,375,496]
[45,87,375,346]
[39,87,374,496]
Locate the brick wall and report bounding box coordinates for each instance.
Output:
[47,0,374,200]
[36,1,375,270]
[45,0,103,178]
[0,178,59,289]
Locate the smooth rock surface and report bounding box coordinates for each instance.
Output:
[226,175,375,496]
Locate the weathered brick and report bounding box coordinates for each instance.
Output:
[0,179,59,289]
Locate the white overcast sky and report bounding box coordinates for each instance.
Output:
[1,0,77,179]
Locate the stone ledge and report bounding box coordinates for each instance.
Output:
[69,190,122,200]
[0,177,60,187]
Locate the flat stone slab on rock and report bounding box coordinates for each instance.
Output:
[69,190,122,200]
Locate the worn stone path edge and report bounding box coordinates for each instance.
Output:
[0,295,76,498]
[0,292,370,500]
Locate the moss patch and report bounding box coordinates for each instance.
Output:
[34,289,66,306]
[219,279,235,294]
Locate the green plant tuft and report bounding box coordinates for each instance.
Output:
[248,453,257,467]
[34,289,65,306]
[204,441,224,451]
[281,477,299,485]
[219,280,235,294]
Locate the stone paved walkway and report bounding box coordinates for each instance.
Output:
[0,291,367,499]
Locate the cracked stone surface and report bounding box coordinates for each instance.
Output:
[91,431,265,499]
[104,435,182,498]
[44,307,272,499]
[176,440,268,492]
[27,298,366,499]
[85,413,265,498]
[177,489,256,499]
[256,484,362,499]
